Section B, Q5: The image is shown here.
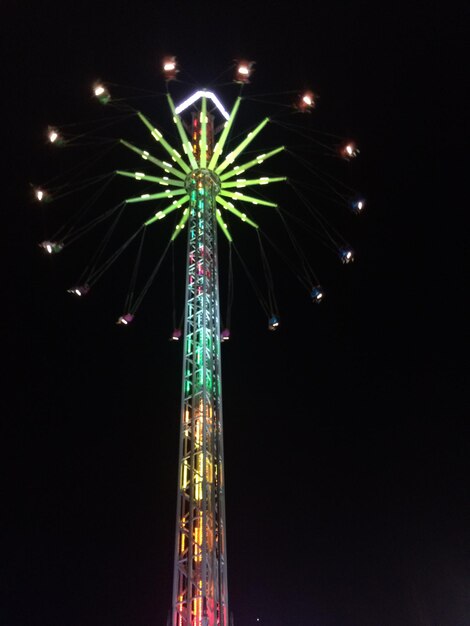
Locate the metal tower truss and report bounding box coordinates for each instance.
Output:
[118,90,285,626]
[174,167,227,626]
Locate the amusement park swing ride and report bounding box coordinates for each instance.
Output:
[34,56,365,626]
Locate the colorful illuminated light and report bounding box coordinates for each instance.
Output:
[47,126,60,144]
[297,90,315,112]
[162,56,179,80]
[38,57,362,626]
[339,247,355,264]
[93,82,110,104]
[174,90,230,121]
[310,286,324,302]
[268,315,280,331]
[117,313,134,325]
[171,328,182,341]
[105,77,285,626]
[39,240,63,254]
[67,284,90,297]
[351,198,365,214]
[234,59,255,83]
[341,141,359,159]
[34,187,46,202]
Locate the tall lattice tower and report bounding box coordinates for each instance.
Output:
[172,103,228,626]
[149,59,286,625]
[167,81,284,626]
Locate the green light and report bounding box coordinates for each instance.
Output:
[215,117,270,176]
[218,190,277,207]
[216,210,233,242]
[221,176,286,189]
[144,196,189,226]
[219,147,285,182]
[116,169,184,187]
[119,139,186,180]
[166,94,199,170]
[208,97,241,170]
[216,196,259,229]
[171,207,190,241]
[136,111,191,174]
[125,189,186,204]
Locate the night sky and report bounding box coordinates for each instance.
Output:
[3,2,468,626]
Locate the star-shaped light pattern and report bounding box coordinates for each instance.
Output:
[116,91,286,243]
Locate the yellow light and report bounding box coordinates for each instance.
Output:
[181,460,189,489]
[163,61,175,71]
[238,65,249,75]
[207,458,213,483]
[36,189,44,201]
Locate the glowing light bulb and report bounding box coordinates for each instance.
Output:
[234,60,254,83]
[351,198,365,214]
[68,284,90,297]
[36,189,44,201]
[48,129,58,143]
[162,56,178,80]
[93,83,110,104]
[302,94,312,106]
[311,286,323,302]
[339,247,355,264]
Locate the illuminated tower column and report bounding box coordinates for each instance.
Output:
[173,102,228,626]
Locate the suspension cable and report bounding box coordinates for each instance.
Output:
[53,174,116,242]
[256,230,278,316]
[124,227,146,312]
[275,208,320,288]
[131,238,172,314]
[78,203,126,283]
[232,243,270,317]
[289,182,347,247]
[85,225,144,287]
[171,241,176,329]
[225,242,234,329]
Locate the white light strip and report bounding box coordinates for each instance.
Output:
[175,90,230,120]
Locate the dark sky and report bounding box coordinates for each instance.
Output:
[2,2,468,626]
